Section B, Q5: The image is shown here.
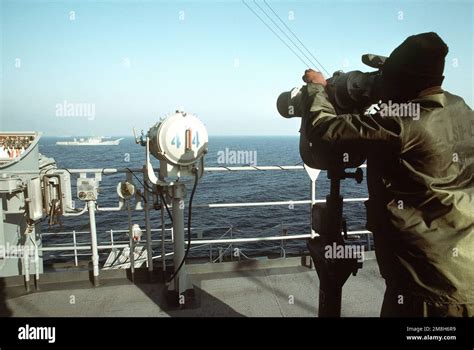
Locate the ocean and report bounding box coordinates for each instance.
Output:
[39,136,369,262]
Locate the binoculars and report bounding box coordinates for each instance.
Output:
[277,56,385,170]
[277,69,382,118]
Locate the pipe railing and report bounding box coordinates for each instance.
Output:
[41,164,370,270]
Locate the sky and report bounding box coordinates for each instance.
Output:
[1,0,473,136]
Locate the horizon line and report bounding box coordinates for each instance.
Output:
[41,134,300,138]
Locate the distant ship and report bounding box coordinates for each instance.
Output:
[56,136,124,146]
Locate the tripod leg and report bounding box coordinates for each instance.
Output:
[318,278,342,317]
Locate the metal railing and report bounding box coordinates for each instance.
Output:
[40,165,371,270]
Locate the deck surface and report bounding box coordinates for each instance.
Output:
[0,255,384,317]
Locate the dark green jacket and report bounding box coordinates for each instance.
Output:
[301,83,474,304]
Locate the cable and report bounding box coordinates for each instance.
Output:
[159,192,173,223]
[252,0,323,73]
[241,0,312,68]
[262,0,331,76]
[125,167,154,204]
[125,167,154,191]
[135,190,147,204]
[125,167,145,187]
[167,168,199,283]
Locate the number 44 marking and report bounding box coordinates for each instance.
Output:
[192,132,200,148]
[171,134,181,148]
[172,131,200,149]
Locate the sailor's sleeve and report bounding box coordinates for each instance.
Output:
[303,83,402,152]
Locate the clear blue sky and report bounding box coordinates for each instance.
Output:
[1,0,473,136]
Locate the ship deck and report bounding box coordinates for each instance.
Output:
[0,253,384,317]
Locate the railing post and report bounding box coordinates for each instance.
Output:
[160,194,166,273]
[281,226,288,258]
[230,226,233,262]
[72,230,78,267]
[23,237,30,292]
[33,235,40,290]
[88,200,100,286]
[280,223,283,258]
[143,179,153,276]
[127,200,135,282]
[110,229,114,248]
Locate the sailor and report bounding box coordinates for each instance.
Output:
[301,32,474,317]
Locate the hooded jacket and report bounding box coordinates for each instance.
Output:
[301,83,474,304]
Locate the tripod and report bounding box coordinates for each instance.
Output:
[307,165,364,317]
